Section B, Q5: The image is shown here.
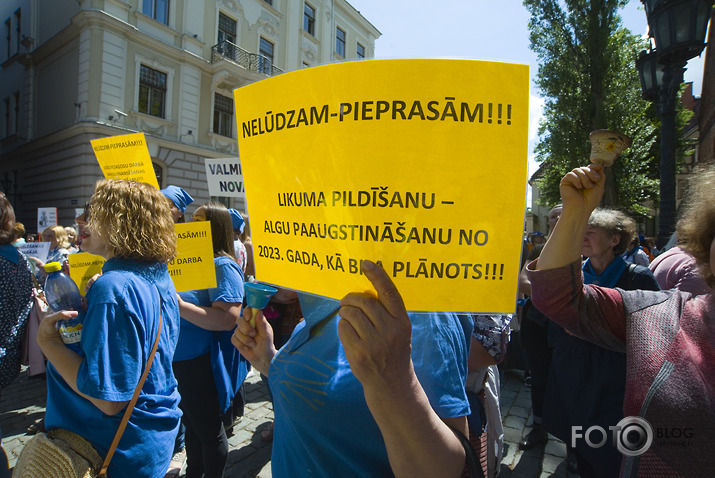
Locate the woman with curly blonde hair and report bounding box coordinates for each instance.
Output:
[528,162,715,477]
[36,179,182,478]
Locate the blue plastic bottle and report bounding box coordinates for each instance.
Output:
[43,262,84,353]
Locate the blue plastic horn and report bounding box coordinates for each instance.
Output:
[244,282,278,309]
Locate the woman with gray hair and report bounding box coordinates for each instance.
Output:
[541,207,659,478]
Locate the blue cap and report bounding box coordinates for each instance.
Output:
[228,209,245,233]
[160,186,194,214]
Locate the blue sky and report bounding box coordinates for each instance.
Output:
[347,0,707,184]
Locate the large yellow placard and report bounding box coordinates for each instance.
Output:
[68,252,106,296]
[91,132,159,189]
[234,59,528,313]
[168,222,217,292]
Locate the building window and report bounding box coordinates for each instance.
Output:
[3,98,9,137]
[5,19,10,59]
[335,27,346,57]
[13,91,19,134]
[138,65,167,118]
[303,3,315,36]
[14,9,20,52]
[153,161,164,188]
[258,37,274,75]
[262,0,273,5]
[142,0,169,25]
[356,42,365,59]
[218,13,236,44]
[210,196,232,208]
[213,93,234,138]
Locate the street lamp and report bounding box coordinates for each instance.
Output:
[636,49,664,102]
[637,0,712,248]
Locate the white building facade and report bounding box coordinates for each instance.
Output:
[0,0,380,229]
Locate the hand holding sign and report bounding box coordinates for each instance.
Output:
[338,260,413,393]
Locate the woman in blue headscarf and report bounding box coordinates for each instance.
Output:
[161,185,194,223]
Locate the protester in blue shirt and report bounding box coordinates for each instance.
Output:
[174,202,245,478]
[160,184,195,476]
[37,179,182,478]
[233,261,472,477]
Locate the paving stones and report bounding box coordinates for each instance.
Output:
[0,367,275,478]
[497,370,577,477]
[1,366,580,477]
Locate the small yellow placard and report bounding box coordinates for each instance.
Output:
[168,222,217,292]
[68,252,106,296]
[234,59,529,313]
[91,132,159,189]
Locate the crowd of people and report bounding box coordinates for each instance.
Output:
[0,158,713,478]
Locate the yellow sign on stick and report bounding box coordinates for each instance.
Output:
[168,222,217,292]
[234,59,529,313]
[68,252,106,296]
[91,132,159,189]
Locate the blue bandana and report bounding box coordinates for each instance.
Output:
[160,186,194,214]
[582,256,628,288]
[228,209,245,233]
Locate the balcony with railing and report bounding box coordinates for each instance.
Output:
[211,40,283,77]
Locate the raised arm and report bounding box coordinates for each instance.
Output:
[339,260,467,478]
[528,164,627,348]
[536,164,605,270]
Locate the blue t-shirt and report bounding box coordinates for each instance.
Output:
[45,257,182,478]
[174,255,244,361]
[270,294,471,477]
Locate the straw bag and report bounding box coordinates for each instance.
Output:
[13,428,102,478]
[13,317,162,478]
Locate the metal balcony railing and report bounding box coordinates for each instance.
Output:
[211,40,283,77]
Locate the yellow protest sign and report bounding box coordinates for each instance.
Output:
[91,132,159,189]
[168,221,217,292]
[234,59,528,313]
[68,252,106,296]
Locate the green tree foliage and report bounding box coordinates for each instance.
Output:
[524,0,690,216]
